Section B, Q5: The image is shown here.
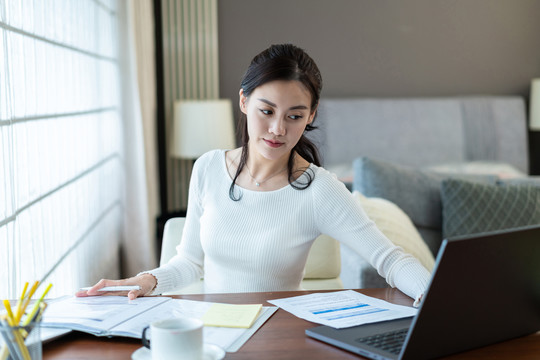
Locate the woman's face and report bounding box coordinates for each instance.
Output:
[239,80,316,162]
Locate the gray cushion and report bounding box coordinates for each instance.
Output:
[441,179,540,239]
[353,157,497,254]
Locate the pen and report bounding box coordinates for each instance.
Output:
[80,286,141,292]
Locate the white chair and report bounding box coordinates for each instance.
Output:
[160,217,344,295]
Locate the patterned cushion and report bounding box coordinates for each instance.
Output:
[441,179,540,238]
[353,157,497,254]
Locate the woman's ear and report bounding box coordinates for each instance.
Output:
[239,89,248,114]
[307,103,319,124]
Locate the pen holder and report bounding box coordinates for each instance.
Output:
[0,321,42,360]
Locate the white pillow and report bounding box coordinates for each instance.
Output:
[352,191,435,271]
[425,161,526,179]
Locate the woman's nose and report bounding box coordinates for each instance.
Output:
[269,117,286,135]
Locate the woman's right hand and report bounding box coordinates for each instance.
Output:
[75,273,158,300]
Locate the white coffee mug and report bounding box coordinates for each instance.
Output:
[142,317,203,360]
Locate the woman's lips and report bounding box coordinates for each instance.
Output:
[264,139,283,148]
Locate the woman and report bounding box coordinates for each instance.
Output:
[78,44,430,306]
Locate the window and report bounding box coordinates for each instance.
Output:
[0,0,124,299]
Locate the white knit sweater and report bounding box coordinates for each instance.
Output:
[146,150,430,302]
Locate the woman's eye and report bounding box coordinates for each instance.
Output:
[260,109,273,115]
[289,115,303,120]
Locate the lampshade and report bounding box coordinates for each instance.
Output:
[171,99,236,158]
[530,78,540,131]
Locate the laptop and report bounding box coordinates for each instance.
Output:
[306,225,540,360]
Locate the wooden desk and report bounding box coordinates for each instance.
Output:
[43,289,540,359]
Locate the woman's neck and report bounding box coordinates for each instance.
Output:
[226,147,291,190]
[245,152,291,181]
[226,147,311,191]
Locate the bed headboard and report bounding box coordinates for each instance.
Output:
[311,96,529,174]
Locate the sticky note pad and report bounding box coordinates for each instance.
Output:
[202,303,263,328]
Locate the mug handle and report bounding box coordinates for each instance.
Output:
[141,326,151,349]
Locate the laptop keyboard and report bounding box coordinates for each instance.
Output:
[355,328,409,355]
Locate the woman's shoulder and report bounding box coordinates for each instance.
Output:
[309,163,340,183]
[193,149,228,169]
[196,149,225,163]
[191,150,227,180]
[307,163,351,196]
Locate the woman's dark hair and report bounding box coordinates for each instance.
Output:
[229,44,323,200]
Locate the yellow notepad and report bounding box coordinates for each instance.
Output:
[202,303,263,328]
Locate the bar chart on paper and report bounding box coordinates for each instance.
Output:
[311,302,389,321]
[268,290,417,328]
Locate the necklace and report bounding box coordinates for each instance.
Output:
[245,163,288,187]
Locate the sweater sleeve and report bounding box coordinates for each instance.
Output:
[138,154,208,295]
[312,169,430,304]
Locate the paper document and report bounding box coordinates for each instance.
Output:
[202,303,263,328]
[268,290,417,329]
[42,295,170,335]
[42,296,277,352]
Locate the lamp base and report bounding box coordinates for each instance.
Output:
[529,131,540,176]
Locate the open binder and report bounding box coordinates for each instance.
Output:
[42,295,277,352]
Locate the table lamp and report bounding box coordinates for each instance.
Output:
[530,78,540,131]
[170,99,236,158]
[529,78,540,175]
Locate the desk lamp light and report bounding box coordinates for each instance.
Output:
[170,99,236,159]
[530,78,540,131]
[529,78,540,175]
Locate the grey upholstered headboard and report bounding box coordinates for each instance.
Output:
[311,96,529,174]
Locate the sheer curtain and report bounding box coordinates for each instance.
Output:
[119,0,159,276]
[0,0,157,299]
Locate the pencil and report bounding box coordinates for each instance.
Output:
[18,281,40,323]
[0,281,47,360]
[1,302,31,360]
[0,318,22,360]
[13,282,29,324]
[23,283,52,327]
[2,301,15,326]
